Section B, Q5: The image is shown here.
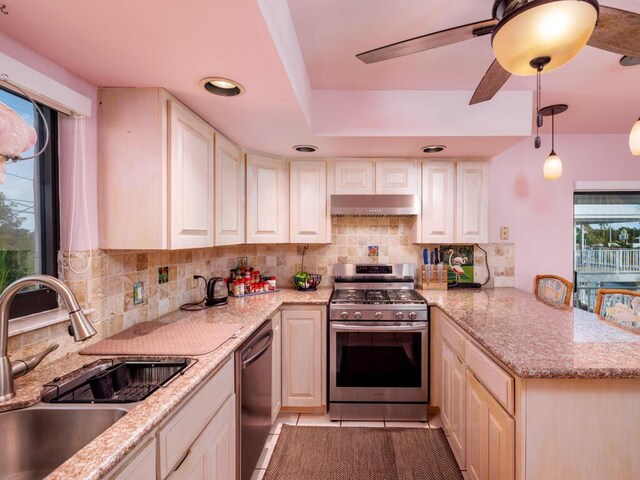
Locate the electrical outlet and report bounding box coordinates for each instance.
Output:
[500,226,509,241]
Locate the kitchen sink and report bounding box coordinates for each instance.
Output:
[0,406,128,480]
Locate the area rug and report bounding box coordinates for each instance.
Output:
[263,425,463,480]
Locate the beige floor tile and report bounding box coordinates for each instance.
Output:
[250,469,265,480]
[385,421,430,428]
[297,413,339,427]
[255,434,279,469]
[341,420,385,428]
[269,412,299,434]
[428,411,446,430]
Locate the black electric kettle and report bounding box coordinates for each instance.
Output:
[205,277,228,306]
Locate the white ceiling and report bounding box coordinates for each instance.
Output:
[1,0,639,158]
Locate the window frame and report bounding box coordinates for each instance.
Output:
[2,88,61,319]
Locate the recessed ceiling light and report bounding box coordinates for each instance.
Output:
[422,145,446,153]
[620,55,640,67]
[200,77,244,97]
[293,145,318,153]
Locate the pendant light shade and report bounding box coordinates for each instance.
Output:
[491,0,599,75]
[630,117,640,156]
[543,150,563,180]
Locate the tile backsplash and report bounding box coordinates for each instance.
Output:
[8,217,513,364]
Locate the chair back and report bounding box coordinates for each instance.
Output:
[594,289,640,329]
[534,275,573,306]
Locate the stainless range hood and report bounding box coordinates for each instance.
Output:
[330,194,420,217]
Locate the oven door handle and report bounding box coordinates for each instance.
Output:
[331,323,427,333]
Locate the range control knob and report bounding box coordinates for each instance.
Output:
[395,311,405,320]
[340,311,349,320]
[408,311,417,320]
[374,311,383,320]
[353,311,362,320]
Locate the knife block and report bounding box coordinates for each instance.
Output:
[422,265,448,290]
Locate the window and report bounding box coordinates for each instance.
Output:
[573,191,640,312]
[0,86,59,318]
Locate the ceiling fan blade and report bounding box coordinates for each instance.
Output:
[356,19,497,64]
[469,59,511,105]
[587,5,640,57]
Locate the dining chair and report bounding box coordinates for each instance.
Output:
[594,289,640,328]
[534,274,573,306]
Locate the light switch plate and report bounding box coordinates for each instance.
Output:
[500,226,509,240]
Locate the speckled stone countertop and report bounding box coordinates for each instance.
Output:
[1,288,332,480]
[420,288,640,379]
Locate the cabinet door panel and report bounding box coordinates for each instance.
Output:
[281,309,322,407]
[487,393,515,480]
[375,160,418,194]
[272,312,282,422]
[456,162,488,243]
[112,437,156,480]
[246,154,289,243]
[215,134,244,245]
[334,160,374,194]
[450,354,466,467]
[422,162,455,243]
[169,100,214,249]
[290,162,328,243]
[441,340,454,431]
[466,372,487,480]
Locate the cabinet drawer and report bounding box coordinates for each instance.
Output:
[465,341,514,415]
[158,358,234,479]
[440,316,466,360]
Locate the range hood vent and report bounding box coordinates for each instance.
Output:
[330,194,420,217]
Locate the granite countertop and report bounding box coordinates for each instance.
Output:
[420,288,640,379]
[1,288,332,480]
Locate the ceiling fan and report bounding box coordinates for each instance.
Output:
[356,0,640,105]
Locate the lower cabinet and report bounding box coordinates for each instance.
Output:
[159,358,236,480]
[465,372,514,480]
[441,339,466,467]
[167,394,236,480]
[110,436,156,480]
[271,311,282,422]
[281,306,326,408]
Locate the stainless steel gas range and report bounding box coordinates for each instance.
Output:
[329,263,429,421]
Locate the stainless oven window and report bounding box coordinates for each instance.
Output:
[335,330,422,388]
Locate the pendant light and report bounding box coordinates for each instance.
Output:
[539,104,568,180]
[491,0,599,75]
[630,117,640,156]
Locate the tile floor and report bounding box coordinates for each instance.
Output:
[250,411,470,480]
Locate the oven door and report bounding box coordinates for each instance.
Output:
[329,321,428,403]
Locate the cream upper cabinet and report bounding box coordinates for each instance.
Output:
[421,162,455,243]
[289,161,330,243]
[169,100,215,249]
[456,162,489,244]
[214,134,244,246]
[98,87,214,250]
[334,160,375,194]
[281,307,325,408]
[246,154,289,243]
[375,160,419,194]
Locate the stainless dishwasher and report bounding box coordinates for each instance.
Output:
[235,320,273,480]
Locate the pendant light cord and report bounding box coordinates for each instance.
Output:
[551,111,555,152]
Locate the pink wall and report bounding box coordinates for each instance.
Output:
[0,31,99,251]
[489,134,640,291]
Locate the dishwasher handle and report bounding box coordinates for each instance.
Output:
[241,330,274,370]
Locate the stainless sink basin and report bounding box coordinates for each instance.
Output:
[0,406,127,480]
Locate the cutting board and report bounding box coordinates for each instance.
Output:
[79,320,243,356]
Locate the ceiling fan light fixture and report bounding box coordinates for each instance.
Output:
[630,117,640,156]
[543,150,563,180]
[491,0,599,75]
[200,77,245,97]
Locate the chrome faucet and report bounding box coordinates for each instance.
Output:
[0,275,97,402]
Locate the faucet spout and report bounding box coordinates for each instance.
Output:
[0,274,97,402]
